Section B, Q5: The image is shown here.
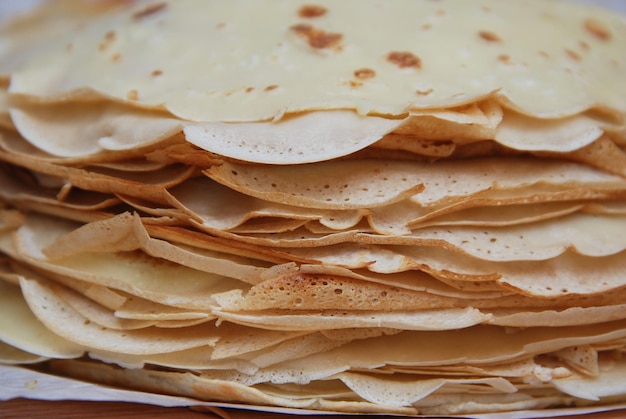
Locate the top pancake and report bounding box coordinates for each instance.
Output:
[3,0,625,122]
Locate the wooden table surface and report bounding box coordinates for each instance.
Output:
[1,399,626,419]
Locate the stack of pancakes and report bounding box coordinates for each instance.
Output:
[1,0,625,415]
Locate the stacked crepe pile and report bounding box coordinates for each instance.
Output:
[1,0,626,415]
